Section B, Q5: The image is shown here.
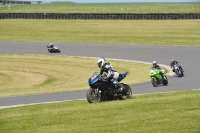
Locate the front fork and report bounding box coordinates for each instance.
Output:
[94,88,101,96]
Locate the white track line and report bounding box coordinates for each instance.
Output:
[27,54,174,76]
[69,56,174,76]
[1,89,199,109]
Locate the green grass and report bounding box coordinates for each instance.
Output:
[0,90,199,133]
[0,2,200,13]
[0,19,199,46]
[0,54,151,97]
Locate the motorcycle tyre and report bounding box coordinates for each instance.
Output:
[163,76,168,86]
[151,77,158,87]
[178,70,182,77]
[48,49,53,53]
[120,84,132,100]
[181,71,184,77]
[86,88,101,103]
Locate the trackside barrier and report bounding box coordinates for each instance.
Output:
[0,13,200,19]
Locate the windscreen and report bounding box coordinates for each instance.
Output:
[92,72,100,77]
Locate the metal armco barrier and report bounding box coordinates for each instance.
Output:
[0,13,200,20]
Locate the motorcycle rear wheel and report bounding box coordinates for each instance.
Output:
[120,84,132,100]
[86,88,101,103]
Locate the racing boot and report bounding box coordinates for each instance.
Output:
[159,72,164,83]
[116,83,123,93]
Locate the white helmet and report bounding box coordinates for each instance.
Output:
[97,57,106,68]
[152,61,157,65]
[50,43,54,46]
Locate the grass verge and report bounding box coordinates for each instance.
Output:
[0,89,199,133]
[0,20,200,46]
[0,2,199,13]
[0,54,151,97]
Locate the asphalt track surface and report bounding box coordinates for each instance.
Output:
[0,42,200,108]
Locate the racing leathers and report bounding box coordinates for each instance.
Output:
[170,61,183,72]
[151,64,164,82]
[47,43,55,50]
[100,62,123,93]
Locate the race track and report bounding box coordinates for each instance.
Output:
[0,42,200,108]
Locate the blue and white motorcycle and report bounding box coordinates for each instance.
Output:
[87,72,132,103]
[173,64,184,77]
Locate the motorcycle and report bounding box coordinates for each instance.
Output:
[149,69,168,87]
[173,64,184,77]
[87,72,132,103]
[47,45,61,53]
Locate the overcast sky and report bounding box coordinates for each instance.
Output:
[45,0,200,3]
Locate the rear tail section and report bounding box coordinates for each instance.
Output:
[117,72,128,82]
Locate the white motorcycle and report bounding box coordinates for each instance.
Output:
[47,45,61,53]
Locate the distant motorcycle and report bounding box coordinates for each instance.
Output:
[87,72,132,103]
[173,64,184,77]
[47,45,61,53]
[149,69,168,87]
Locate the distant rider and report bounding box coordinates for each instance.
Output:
[47,43,55,50]
[97,57,123,93]
[170,58,183,72]
[151,61,164,82]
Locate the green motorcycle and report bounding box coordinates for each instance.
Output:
[149,69,168,87]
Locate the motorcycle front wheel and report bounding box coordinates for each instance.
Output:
[181,71,184,77]
[48,49,52,53]
[178,70,183,77]
[86,88,101,103]
[151,77,158,87]
[163,76,168,86]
